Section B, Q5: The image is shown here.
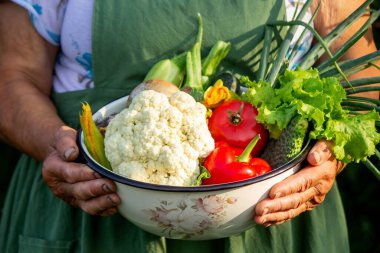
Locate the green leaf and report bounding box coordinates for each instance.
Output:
[242,68,380,163]
[324,112,380,163]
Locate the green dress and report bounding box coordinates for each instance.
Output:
[0,142,19,218]
[0,0,350,252]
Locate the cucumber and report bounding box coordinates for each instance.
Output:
[261,115,309,168]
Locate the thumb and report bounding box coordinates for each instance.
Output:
[54,126,79,162]
[307,140,333,166]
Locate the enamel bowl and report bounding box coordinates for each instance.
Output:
[79,95,311,240]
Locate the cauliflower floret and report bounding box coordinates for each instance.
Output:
[104,90,214,186]
[168,91,197,112]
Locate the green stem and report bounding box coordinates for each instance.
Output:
[363,159,380,181]
[257,26,273,81]
[345,86,380,95]
[183,14,204,92]
[375,149,380,161]
[298,0,374,69]
[320,50,380,78]
[346,96,380,105]
[369,62,380,70]
[236,135,261,163]
[266,0,312,87]
[341,76,380,88]
[269,20,352,86]
[317,9,380,71]
[201,40,231,87]
[347,108,369,113]
[195,13,203,46]
[341,101,380,111]
[287,3,320,67]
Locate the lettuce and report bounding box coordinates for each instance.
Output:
[242,68,380,163]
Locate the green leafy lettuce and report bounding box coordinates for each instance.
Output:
[242,68,380,163]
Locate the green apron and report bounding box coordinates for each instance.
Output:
[0,0,350,252]
[0,142,19,218]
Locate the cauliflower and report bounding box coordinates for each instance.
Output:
[104,90,215,186]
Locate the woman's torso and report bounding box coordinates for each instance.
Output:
[12,0,313,93]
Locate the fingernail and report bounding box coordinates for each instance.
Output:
[262,208,269,215]
[102,184,113,193]
[261,218,267,224]
[274,192,282,199]
[311,151,321,164]
[64,147,75,160]
[93,172,102,179]
[107,195,118,205]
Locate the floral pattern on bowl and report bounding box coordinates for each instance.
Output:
[144,195,238,239]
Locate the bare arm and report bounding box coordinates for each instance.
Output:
[0,2,120,216]
[312,0,380,99]
[0,2,63,160]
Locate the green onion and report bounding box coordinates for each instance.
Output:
[317,10,380,71]
[257,26,274,81]
[363,159,380,181]
[298,0,374,70]
[266,0,313,87]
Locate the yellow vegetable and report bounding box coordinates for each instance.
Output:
[202,79,231,108]
[79,103,111,169]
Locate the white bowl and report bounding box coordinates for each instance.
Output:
[79,96,311,240]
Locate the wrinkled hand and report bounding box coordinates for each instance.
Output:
[42,126,120,216]
[254,140,345,226]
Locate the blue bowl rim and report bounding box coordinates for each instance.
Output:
[79,129,313,192]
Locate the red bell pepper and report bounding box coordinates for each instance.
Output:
[202,135,271,185]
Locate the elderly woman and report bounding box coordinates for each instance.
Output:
[0,0,378,252]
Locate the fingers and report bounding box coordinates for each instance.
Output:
[266,158,336,200]
[55,177,121,216]
[307,139,333,166]
[54,125,79,161]
[255,202,309,226]
[307,140,346,174]
[74,194,120,216]
[254,157,338,226]
[42,152,121,216]
[256,187,319,216]
[43,153,100,183]
[57,176,117,200]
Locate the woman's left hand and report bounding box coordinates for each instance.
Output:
[254,140,345,226]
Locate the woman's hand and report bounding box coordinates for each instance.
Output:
[42,126,120,216]
[254,140,344,226]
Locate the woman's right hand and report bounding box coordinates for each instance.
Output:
[42,126,121,216]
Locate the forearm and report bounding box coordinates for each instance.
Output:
[329,24,379,100]
[0,2,63,161]
[312,0,380,100]
[0,77,65,161]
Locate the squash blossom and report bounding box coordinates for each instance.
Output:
[79,103,111,169]
[202,80,231,108]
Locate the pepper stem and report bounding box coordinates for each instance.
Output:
[236,135,261,163]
